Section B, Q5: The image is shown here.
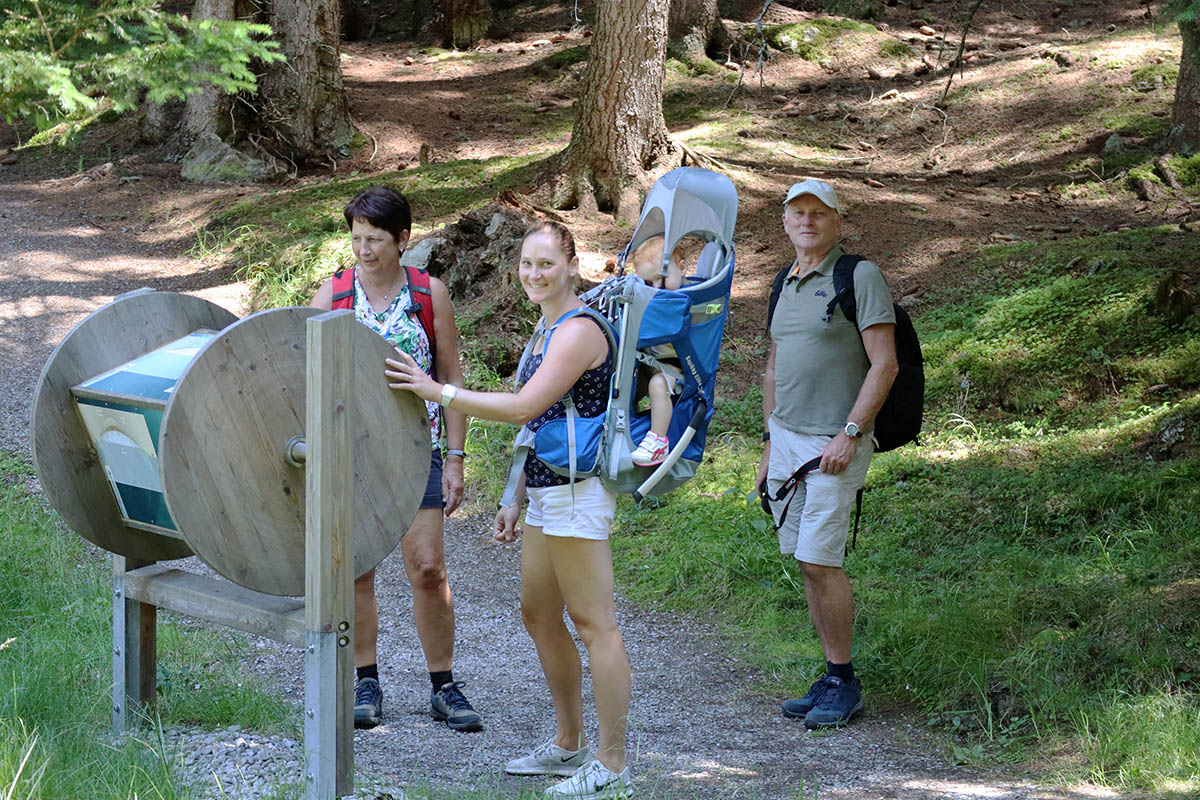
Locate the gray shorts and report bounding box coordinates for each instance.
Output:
[766,418,874,567]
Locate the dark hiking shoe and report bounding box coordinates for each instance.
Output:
[804,676,863,729]
[782,675,834,719]
[354,677,383,729]
[431,681,483,732]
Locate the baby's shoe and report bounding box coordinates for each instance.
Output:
[631,432,669,466]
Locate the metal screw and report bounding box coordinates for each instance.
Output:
[337,636,349,647]
[307,708,314,718]
[307,645,315,653]
[337,621,349,632]
[114,588,122,597]
[114,647,121,656]
[307,772,314,782]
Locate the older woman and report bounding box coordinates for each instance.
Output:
[310,185,483,733]
[386,221,634,800]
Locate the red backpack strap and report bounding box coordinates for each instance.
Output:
[403,266,438,375]
[330,268,355,310]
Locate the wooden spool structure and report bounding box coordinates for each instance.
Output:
[30,289,430,799]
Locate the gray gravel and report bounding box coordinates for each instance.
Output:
[1,179,1140,800]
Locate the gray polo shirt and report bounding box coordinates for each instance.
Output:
[769,246,896,436]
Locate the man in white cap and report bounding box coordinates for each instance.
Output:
[758,179,898,728]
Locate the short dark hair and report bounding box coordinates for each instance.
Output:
[343,186,411,242]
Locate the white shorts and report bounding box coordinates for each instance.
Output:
[525,477,617,541]
[766,418,874,568]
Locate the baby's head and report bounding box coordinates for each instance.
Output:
[629,235,681,290]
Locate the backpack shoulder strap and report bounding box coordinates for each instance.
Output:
[542,307,616,361]
[331,268,355,310]
[404,266,436,347]
[766,261,793,333]
[403,266,438,378]
[825,253,864,326]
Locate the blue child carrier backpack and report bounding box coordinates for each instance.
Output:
[500,167,739,505]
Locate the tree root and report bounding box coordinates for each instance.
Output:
[673,139,731,173]
[1156,155,1184,192]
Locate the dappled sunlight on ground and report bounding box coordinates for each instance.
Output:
[902,778,1123,798]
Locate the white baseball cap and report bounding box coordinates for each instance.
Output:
[783,179,842,214]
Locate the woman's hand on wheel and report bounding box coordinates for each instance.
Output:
[385,350,441,403]
[493,505,521,543]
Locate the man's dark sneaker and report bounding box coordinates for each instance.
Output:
[354,677,383,729]
[781,675,834,719]
[431,681,483,732]
[803,675,863,729]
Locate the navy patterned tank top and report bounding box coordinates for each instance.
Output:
[520,315,613,488]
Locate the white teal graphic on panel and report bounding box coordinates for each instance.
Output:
[71,331,216,533]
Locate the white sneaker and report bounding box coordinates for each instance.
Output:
[630,432,669,466]
[544,759,633,799]
[505,738,591,776]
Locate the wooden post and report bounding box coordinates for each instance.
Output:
[113,555,156,730]
[303,311,355,800]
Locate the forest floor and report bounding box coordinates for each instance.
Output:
[0,0,1190,797]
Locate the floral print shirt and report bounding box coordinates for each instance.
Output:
[350,268,440,448]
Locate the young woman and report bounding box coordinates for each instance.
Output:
[386,221,634,800]
[310,185,483,734]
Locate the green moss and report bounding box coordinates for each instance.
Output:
[539,44,589,71]
[764,18,876,61]
[878,38,917,59]
[1169,153,1200,194]
[1099,110,1170,138]
[1130,61,1177,88]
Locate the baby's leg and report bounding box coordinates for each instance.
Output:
[648,371,673,436]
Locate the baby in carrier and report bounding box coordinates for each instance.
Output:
[629,235,683,466]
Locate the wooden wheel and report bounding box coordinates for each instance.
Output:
[159,307,430,596]
[31,289,237,562]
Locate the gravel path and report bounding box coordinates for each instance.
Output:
[1,181,1131,800]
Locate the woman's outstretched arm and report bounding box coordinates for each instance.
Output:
[387,316,607,425]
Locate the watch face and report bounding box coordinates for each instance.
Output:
[845,422,860,437]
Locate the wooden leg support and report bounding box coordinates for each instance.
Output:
[113,556,156,730]
[304,310,356,800]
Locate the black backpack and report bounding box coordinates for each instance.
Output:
[767,252,924,452]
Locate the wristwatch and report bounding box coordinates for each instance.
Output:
[843,420,863,439]
[439,383,458,408]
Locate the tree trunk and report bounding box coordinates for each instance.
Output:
[669,0,718,61]
[553,0,675,219]
[1168,18,1200,154]
[440,0,492,48]
[258,0,357,161]
[182,0,355,162]
[184,0,239,141]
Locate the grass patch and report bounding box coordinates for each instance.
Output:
[206,154,546,309]
[0,453,292,799]
[593,277,1200,794]
[920,227,1200,426]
